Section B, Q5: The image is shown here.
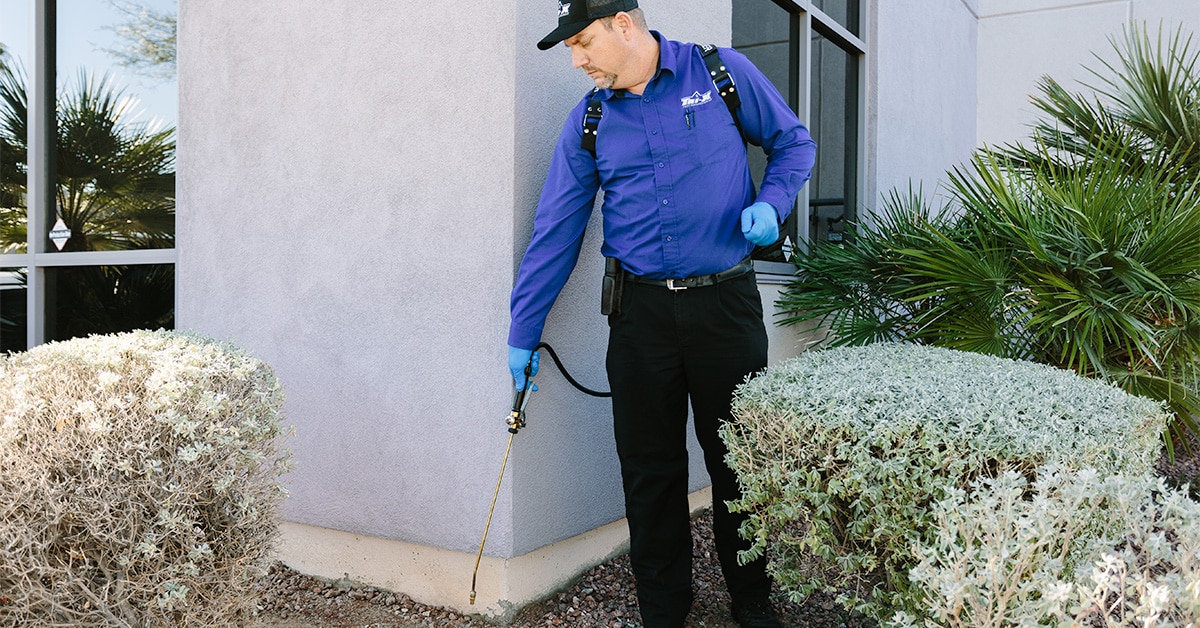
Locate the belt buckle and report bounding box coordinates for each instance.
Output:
[665,278,687,291]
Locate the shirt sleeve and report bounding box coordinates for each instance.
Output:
[508,97,602,350]
[720,47,817,223]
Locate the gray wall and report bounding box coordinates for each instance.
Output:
[868,0,979,217]
[178,0,523,556]
[978,0,1200,146]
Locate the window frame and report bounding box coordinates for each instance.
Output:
[748,0,868,280]
[0,0,177,349]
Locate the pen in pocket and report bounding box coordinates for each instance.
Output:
[684,108,695,129]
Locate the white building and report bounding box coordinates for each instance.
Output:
[1,0,1196,620]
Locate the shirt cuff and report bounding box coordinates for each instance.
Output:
[507,323,543,351]
[755,192,791,223]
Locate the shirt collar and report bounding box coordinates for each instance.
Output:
[592,31,677,101]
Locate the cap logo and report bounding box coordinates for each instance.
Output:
[539,0,635,50]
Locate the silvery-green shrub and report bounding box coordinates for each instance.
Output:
[895,465,1200,627]
[0,330,292,626]
[722,343,1169,620]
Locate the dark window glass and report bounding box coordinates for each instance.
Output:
[809,32,858,244]
[812,0,860,36]
[733,0,798,263]
[54,0,176,253]
[45,264,173,342]
[1,267,26,353]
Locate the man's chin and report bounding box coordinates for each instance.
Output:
[592,75,616,90]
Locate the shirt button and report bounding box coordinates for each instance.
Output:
[643,97,650,103]
[657,162,664,168]
[661,199,669,205]
[652,130,658,135]
[666,236,673,241]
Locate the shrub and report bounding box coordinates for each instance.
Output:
[895,465,1200,627]
[776,24,1200,443]
[722,343,1170,620]
[0,330,291,626]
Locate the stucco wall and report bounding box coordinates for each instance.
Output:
[869,0,980,217]
[178,0,522,556]
[977,0,1200,146]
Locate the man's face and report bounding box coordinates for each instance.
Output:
[564,17,627,90]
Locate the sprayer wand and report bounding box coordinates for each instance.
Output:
[469,362,534,605]
[468,342,609,605]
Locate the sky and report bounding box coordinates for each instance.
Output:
[0,0,178,130]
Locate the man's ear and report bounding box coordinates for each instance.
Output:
[614,11,634,38]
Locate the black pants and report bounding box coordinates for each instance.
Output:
[606,271,771,628]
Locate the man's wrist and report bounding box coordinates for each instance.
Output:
[754,196,787,223]
[507,325,541,351]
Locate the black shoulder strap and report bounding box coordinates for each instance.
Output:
[581,88,603,157]
[700,44,744,142]
[580,44,745,157]
[698,44,745,141]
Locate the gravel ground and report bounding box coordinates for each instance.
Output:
[252,445,1200,628]
[251,507,876,628]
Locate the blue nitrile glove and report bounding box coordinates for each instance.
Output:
[508,345,540,392]
[740,201,780,246]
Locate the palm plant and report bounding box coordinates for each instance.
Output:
[55,68,175,252]
[778,24,1200,448]
[0,57,28,254]
[1024,26,1200,185]
[0,57,174,252]
[0,55,175,342]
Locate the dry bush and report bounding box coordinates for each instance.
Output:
[0,330,292,627]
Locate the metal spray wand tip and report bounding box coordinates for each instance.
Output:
[470,356,536,605]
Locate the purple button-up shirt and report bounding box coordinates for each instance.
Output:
[509,33,817,349]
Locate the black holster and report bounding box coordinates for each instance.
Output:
[601,257,625,316]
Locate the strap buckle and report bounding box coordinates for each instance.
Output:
[581,92,603,156]
[665,279,687,291]
[711,67,736,99]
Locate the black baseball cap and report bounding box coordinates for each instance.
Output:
[537,0,639,50]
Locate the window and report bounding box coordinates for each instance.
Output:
[0,267,25,353]
[735,0,866,274]
[0,0,177,350]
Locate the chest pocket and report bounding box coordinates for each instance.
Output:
[682,100,743,166]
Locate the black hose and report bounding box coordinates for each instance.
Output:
[533,342,611,398]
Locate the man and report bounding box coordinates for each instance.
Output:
[507,1,816,626]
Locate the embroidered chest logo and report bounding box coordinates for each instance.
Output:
[558,2,571,17]
[681,90,713,108]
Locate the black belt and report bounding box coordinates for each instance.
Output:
[624,258,754,291]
